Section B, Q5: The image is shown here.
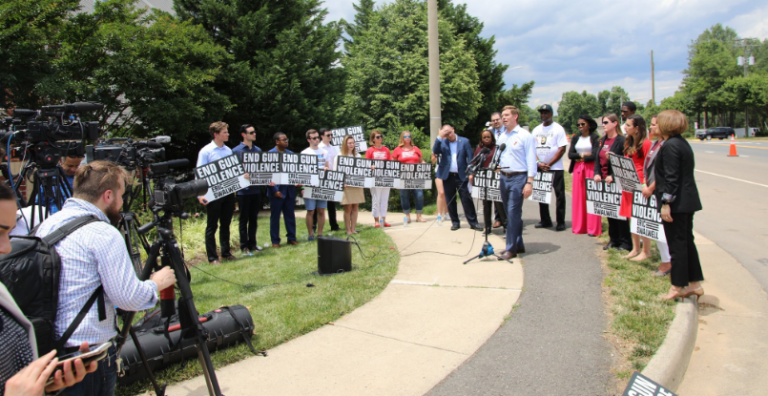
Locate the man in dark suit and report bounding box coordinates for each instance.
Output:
[267,132,298,247]
[432,124,482,231]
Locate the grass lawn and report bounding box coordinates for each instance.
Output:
[118,215,398,395]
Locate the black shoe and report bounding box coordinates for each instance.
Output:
[330,227,341,232]
[535,222,553,229]
[471,224,484,231]
[451,224,460,231]
[498,251,517,261]
[516,247,526,254]
[603,241,616,251]
[555,223,566,231]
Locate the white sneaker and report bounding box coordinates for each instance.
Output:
[241,248,254,257]
[252,245,263,252]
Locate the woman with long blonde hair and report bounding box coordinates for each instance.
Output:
[392,130,426,223]
[335,135,365,234]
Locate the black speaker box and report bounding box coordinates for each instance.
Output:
[317,236,352,275]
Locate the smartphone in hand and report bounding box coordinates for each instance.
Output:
[45,342,111,386]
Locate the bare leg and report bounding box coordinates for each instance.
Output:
[306,209,315,237]
[316,208,326,236]
[631,237,653,261]
[351,205,359,232]
[625,233,641,258]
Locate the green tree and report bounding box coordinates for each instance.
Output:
[342,0,481,138]
[342,0,375,44]
[715,73,768,131]
[556,90,602,133]
[598,86,631,116]
[0,0,80,109]
[36,0,231,154]
[174,0,345,149]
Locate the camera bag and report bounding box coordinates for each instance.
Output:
[0,215,107,355]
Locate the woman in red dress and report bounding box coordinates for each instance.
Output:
[621,114,653,261]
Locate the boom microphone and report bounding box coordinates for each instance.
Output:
[42,102,105,113]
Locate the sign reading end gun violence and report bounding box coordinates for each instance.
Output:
[331,125,368,153]
[621,371,677,396]
[471,169,502,202]
[241,151,281,186]
[277,153,319,186]
[608,152,642,193]
[527,171,553,204]
[304,170,345,203]
[196,154,249,202]
[335,156,374,188]
[395,163,432,189]
[630,191,667,242]
[586,179,626,220]
[372,160,400,188]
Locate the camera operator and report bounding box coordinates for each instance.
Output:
[1,183,98,396]
[60,154,84,187]
[34,161,177,396]
[196,122,237,265]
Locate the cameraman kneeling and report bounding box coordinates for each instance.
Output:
[35,161,177,396]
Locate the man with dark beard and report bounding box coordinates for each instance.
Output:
[34,160,177,396]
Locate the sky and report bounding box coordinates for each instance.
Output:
[321,0,768,113]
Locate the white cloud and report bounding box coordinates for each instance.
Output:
[725,4,768,40]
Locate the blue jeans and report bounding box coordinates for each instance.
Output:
[59,345,117,396]
[500,173,526,252]
[399,189,424,214]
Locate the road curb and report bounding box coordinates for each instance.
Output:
[641,295,698,392]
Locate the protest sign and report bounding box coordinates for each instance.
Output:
[240,151,281,186]
[608,153,642,193]
[470,168,502,202]
[304,170,345,203]
[630,191,667,242]
[395,163,432,189]
[372,160,401,188]
[330,125,368,153]
[527,171,553,204]
[586,179,626,220]
[276,153,320,186]
[621,371,677,396]
[335,156,374,188]
[195,154,249,202]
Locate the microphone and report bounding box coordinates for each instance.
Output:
[468,147,491,174]
[42,102,104,113]
[135,141,164,149]
[491,143,506,169]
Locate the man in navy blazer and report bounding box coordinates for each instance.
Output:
[432,125,482,231]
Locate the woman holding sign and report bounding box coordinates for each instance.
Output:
[337,135,365,235]
[594,114,631,251]
[643,116,672,276]
[655,110,704,300]
[392,131,425,223]
[568,114,601,236]
[469,130,507,234]
[365,130,392,227]
[622,115,653,261]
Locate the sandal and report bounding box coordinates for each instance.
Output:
[652,269,671,277]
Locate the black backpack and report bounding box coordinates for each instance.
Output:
[0,215,107,354]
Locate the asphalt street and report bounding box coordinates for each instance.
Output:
[687,139,768,292]
[427,199,613,396]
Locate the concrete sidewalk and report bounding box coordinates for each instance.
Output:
[676,232,768,395]
[160,212,523,396]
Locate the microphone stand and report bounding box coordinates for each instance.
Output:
[464,162,503,264]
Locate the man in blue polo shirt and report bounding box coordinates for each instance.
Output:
[232,124,263,256]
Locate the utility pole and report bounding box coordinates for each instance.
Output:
[427,0,441,144]
[650,50,656,105]
[735,38,758,136]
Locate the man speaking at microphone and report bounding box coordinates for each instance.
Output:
[496,105,537,260]
[432,125,482,231]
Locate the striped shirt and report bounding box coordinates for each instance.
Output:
[35,199,159,347]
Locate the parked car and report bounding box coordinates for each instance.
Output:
[696,126,735,140]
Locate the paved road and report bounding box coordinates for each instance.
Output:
[687,140,768,292]
[427,199,614,396]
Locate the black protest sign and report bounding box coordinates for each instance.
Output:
[470,168,502,203]
[608,152,642,193]
[195,154,249,202]
[304,170,345,203]
[527,171,553,204]
[630,191,667,242]
[395,163,432,189]
[277,153,320,186]
[586,179,626,220]
[371,159,400,188]
[330,125,368,153]
[240,151,281,186]
[335,156,374,188]
[622,371,677,396]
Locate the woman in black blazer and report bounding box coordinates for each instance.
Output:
[568,114,601,236]
[593,113,632,251]
[655,110,704,300]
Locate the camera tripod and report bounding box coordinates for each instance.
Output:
[116,210,223,396]
[117,168,152,272]
[12,161,74,231]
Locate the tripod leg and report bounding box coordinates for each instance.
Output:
[129,326,167,396]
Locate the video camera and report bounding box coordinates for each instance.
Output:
[1,102,104,168]
[147,159,208,215]
[86,136,170,170]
